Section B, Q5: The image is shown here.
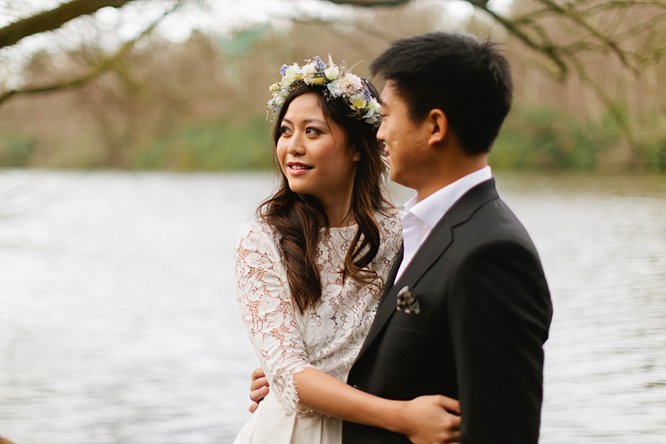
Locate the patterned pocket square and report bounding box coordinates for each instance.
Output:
[396,285,420,314]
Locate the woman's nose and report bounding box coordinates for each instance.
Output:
[287,132,305,155]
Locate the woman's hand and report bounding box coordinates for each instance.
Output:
[401,395,461,444]
[248,367,270,413]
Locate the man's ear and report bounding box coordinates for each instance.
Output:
[427,109,447,146]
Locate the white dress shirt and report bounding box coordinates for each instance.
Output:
[394,166,493,282]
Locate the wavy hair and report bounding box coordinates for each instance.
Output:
[259,83,390,313]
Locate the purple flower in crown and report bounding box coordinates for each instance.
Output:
[313,56,326,72]
[364,87,372,101]
[280,64,289,76]
[396,285,420,315]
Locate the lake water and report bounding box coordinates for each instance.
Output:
[0,170,664,443]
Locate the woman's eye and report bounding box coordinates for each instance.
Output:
[306,127,321,135]
[279,126,292,135]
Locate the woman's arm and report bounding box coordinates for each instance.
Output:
[295,367,461,443]
[237,222,460,441]
[235,222,315,413]
[245,349,461,442]
[249,368,461,442]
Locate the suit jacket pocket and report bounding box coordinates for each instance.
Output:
[388,310,428,333]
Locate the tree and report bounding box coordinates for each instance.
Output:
[0,0,186,105]
[1,0,663,103]
[0,0,137,49]
[0,0,664,156]
[328,0,665,146]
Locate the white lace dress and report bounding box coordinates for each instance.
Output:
[233,211,401,444]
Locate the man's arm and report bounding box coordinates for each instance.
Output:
[449,241,552,443]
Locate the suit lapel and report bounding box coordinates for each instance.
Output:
[380,246,403,307]
[355,179,499,361]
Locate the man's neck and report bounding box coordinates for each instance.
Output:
[415,156,488,202]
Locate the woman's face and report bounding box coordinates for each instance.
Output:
[276,92,360,208]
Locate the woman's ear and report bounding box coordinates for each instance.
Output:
[352,147,361,162]
[427,109,447,146]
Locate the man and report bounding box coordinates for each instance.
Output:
[250,32,553,443]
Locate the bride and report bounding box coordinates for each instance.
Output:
[234,57,460,444]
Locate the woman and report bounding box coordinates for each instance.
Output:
[234,57,460,443]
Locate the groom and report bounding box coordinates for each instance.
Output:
[341,32,553,443]
[250,32,553,443]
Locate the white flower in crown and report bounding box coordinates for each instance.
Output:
[363,100,382,125]
[368,98,381,114]
[301,62,319,83]
[337,73,364,97]
[267,56,381,127]
[326,79,343,97]
[280,64,303,87]
[349,93,368,111]
[324,64,339,81]
[324,54,340,81]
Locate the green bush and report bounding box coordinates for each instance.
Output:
[0,136,37,167]
[491,106,618,171]
[642,136,666,172]
[133,115,274,171]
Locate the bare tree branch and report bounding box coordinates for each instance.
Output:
[325,0,661,81]
[475,2,570,78]
[0,0,138,49]
[579,0,666,16]
[325,0,657,150]
[534,0,633,72]
[568,54,638,150]
[323,0,410,6]
[0,1,182,105]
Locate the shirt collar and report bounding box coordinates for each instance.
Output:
[404,166,492,230]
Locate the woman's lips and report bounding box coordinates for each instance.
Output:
[287,162,313,175]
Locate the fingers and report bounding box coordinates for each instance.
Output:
[436,395,461,415]
[249,385,269,403]
[247,368,269,414]
[444,430,461,443]
[444,413,461,431]
[251,367,266,380]
[250,376,269,392]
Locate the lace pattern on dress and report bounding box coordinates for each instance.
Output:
[235,211,401,415]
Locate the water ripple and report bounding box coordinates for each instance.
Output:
[0,171,664,443]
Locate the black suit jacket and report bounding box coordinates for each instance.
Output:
[343,179,553,443]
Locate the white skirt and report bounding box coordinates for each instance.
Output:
[234,391,341,444]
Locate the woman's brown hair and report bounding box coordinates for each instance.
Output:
[259,82,390,313]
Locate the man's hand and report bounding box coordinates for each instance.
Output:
[248,367,270,413]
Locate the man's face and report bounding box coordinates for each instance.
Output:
[377,81,429,189]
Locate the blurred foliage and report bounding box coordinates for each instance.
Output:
[642,138,666,173]
[0,134,37,167]
[134,115,273,171]
[492,106,618,171]
[0,1,664,172]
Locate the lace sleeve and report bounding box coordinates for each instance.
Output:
[234,221,314,414]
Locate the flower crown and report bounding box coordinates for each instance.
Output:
[267,56,381,127]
